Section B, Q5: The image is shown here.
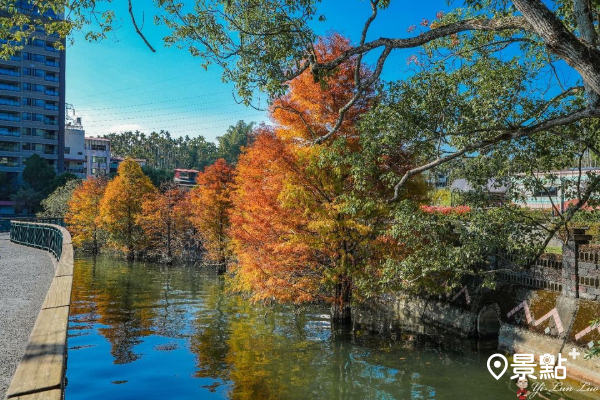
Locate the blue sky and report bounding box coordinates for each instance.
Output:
[66,1,452,142]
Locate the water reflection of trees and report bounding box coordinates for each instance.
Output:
[71,257,565,400]
[70,258,202,364]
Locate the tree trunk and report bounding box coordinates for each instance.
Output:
[573,0,600,105]
[331,276,352,325]
[217,251,226,274]
[92,228,98,255]
[127,244,134,261]
[167,222,172,259]
[512,0,600,98]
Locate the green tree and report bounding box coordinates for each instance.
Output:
[11,185,43,214]
[22,154,55,194]
[38,179,82,218]
[47,172,79,195]
[216,120,255,164]
[0,172,17,201]
[142,165,174,188]
[104,131,218,171]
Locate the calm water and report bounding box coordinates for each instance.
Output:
[66,256,594,399]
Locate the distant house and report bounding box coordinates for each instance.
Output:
[512,168,600,211]
[64,119,86,178]
[173,168,199,188]
[85,137,111,177]
[451,168,600,211]
[450,178,508,206]
[109,156,146,176]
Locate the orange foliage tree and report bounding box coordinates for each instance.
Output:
[139,183,192,260]
[189,158,234,273]
[99,158,156,260]
[66,176,107,253]
[229,34,426,323]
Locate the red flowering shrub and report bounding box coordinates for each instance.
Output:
[420,205,471,215]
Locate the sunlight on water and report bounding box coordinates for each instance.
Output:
[66,256,594,400]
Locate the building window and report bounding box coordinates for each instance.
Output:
[0,127,20,137]
[44,73,59,82]
[0,81,20,92]
[92,156,106,164]
[90,144,106,151]
[0,66,20,77]
[0,157,19,167]
[23,52,45,63]
[24,98,45,107]
[23,67,45,78]
[64,147,70,155]
[23,83,45,93]
[0,97,19,106]
[0,141,18,152]
[44,87,59,96]
[0,112,19,122]
[533,187,559,197]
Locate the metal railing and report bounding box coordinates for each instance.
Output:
[10,221,63,259]
[0,217,65,232]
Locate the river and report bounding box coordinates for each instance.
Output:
[65,256,596,399]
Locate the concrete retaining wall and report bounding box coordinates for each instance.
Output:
[356,285,600,387]
[4,223,73,400]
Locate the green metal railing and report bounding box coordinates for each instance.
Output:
[0,217,65,233]
[10,221,63,259]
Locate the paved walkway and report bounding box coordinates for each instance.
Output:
[0,233,55,398]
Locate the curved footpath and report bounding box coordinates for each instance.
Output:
[0,233,55,399]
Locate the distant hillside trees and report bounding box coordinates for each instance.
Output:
[216,120,255,165]
[103,121,255,173]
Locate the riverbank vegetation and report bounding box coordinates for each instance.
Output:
[51,27,600,326]
[31,0,600,330]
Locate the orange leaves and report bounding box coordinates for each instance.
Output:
[229,129,321,304]
[189,158,235,268]
[99,158,156,257]
[271,33,372,142]
[139,185,190,259]
[66,176,107,251]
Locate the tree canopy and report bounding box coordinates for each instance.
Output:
[99,158,156,259]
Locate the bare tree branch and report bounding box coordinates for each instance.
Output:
[314,46,391,144]
[129,0,156,53]
[355,0,379,87]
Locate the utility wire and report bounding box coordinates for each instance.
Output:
[78,97,237,117]
[83,108,267,127]
[84,113,266,129]
[75,94,233,113]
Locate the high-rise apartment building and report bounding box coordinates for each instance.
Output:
[0,1,65,200]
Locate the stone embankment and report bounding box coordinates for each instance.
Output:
[2,223,73,400]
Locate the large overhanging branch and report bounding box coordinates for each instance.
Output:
[308,16,531,144]
[512,0,600,100]
[309,16,532,77]
[388,106,600,202]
